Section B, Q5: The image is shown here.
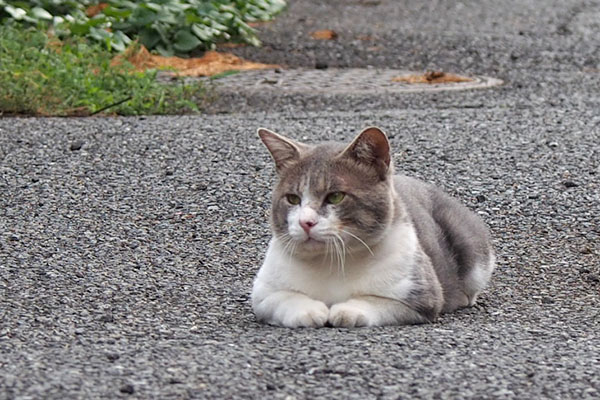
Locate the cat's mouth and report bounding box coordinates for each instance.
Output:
[304,237,324,244]
[300,237,329,250]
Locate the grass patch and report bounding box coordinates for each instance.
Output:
[0,24,206,116]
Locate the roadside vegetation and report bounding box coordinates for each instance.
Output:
[0,0,286,116]
[0,25,204,116]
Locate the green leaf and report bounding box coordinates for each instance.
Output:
[130,7,158,27]
[101,6,132,19]
[31,7,53,20]
[191,23,211,42]
[89,26,111,42]
[155,44,174,57]
[173,28,201,52]
[139,27,161,48]
[5,5,27,20]
[69,22,91,36]
[112,30,131,51]
[145,3,162,12]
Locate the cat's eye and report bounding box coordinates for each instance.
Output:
[286,194,301,205]
[325,192,345,205]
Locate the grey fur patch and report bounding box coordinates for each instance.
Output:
[403,249,444,322]
[269,141,394,244]
[394,176,494,313]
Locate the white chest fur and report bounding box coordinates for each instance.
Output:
[253,221,420,307]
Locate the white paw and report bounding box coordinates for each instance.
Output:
[281,300,329,328]
[328,302,372,328]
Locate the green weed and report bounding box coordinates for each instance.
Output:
[0,24,206,116]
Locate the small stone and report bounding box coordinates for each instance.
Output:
[120,384,135,394]
[541,296,554,304]
[587,274,599,284]
[70,140,84,151]
[234,294,249,303]
[580,247,593,254]
[99,314,114,323]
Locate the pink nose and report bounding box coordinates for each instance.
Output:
[300,220,317,234]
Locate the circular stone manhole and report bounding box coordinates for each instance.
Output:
[203,68,502,94]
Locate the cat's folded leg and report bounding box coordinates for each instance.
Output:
[328,296,433,328]
[252,288,329,328]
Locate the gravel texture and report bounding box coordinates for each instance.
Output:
[206,0,600,114]
[1,0,600,399]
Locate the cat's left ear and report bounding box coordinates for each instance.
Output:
[338,127,391,179]
[258,128,308,173]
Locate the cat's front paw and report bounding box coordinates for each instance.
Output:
[329,302,372,328]
[281,299,329,328]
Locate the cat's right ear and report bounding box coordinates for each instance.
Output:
[338,126,391,180]
[258,128,307,173]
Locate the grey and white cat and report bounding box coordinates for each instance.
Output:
[251,126,495,328]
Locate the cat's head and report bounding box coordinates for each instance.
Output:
[259,127,396,259]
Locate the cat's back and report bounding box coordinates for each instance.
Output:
[393,175,489,238]
[393,174,494,311]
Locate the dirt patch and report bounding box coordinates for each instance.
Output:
[112,45,279,77]
[85,3,108,17]
[392,71,473,84]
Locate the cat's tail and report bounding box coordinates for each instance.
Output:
[465,250,496,306]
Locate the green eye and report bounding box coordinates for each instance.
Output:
[286,194,301,205]
[326,192,345,205]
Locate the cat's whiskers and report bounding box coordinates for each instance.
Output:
[333,232,347,273]
[331,237,341,276]
[329,233,346,278]
[339,229,375,257]
[321,240,331,273]
[279,234,298,262]
[324,239,334,275]
[290,241,298,260]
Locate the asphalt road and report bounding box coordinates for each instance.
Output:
[1,1,599,399]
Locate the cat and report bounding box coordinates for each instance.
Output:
[251,126,495,328]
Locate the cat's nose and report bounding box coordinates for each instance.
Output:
[300,220,317,234]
